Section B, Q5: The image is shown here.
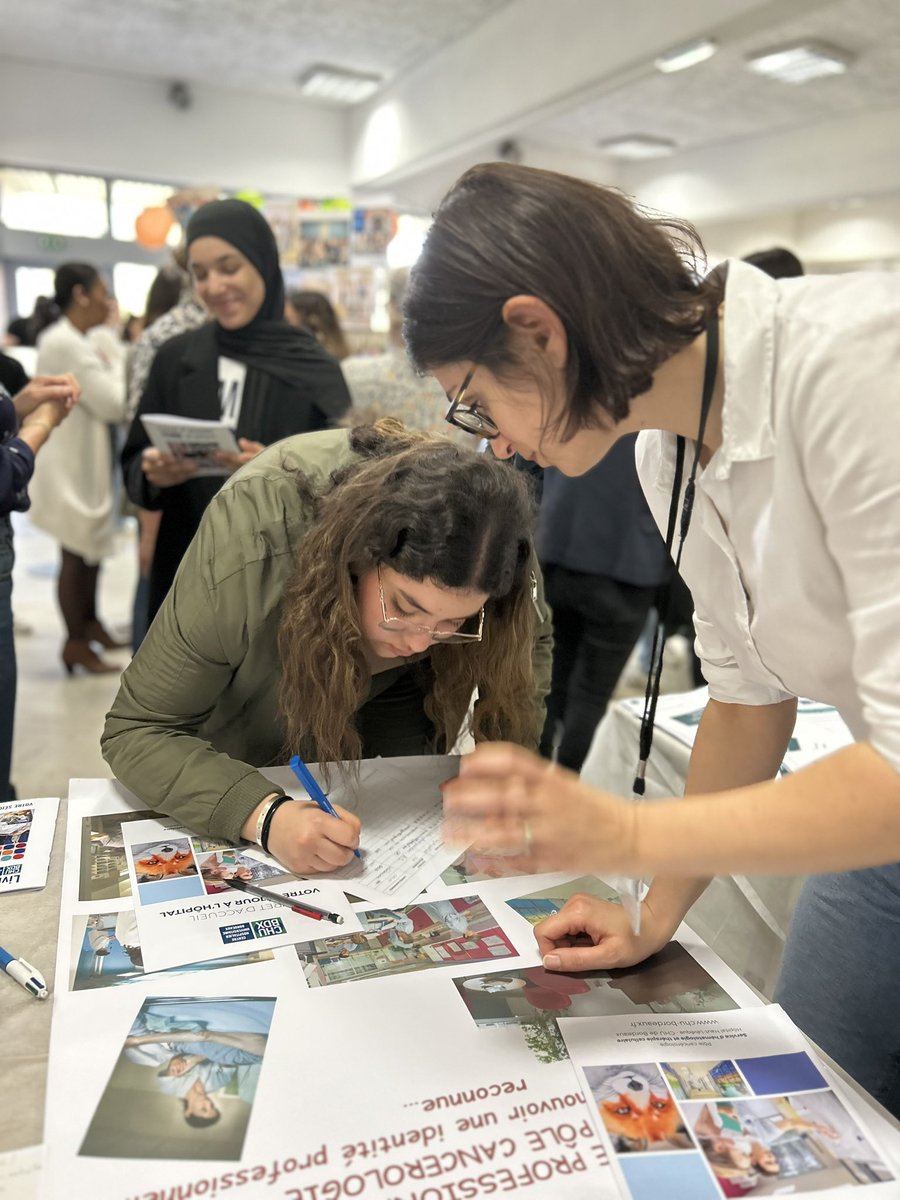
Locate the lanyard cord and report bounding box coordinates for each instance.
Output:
[633,310,720,795]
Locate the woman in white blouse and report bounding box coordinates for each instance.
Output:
[29,263,127,674]
[403,163,900,1117]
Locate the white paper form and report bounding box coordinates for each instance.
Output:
[0,796,58,894]
[561,1005,900,1200]
[263,754,463,907]
[139,413,239,476]
[120,817,359,972]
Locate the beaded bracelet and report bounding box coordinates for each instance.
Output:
[260,796,294,855]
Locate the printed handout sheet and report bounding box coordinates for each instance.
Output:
[562,1005,900,1200]
[0,796,58,893]
[139,412,239,476]
[121,816,358,972]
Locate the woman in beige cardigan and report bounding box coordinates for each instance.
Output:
[29,263,127,674]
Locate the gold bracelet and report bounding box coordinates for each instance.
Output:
[21,419,54,435]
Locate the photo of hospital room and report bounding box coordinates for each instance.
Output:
[295,896,516,987]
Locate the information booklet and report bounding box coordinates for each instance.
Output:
[0,796,58,893]
[139,413,239,476]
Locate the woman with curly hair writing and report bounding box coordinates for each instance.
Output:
[102,419,551,875]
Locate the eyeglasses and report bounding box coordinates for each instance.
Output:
[377,564,485,643]
[444,367,499,439]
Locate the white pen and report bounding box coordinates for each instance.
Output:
[0,944,49,999]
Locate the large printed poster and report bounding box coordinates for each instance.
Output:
[42,778,900,1199]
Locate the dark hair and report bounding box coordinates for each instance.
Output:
[278,419,540,768]
[180,1099,220,1128]
[742,247,804,278]
[53,262,100,314]
[286,290,349,360]
[404,162,720,436]
[28,296,59,342]
[144,266,186,328]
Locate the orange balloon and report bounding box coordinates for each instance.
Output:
[135,206,175,249]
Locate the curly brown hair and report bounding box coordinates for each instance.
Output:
[403,162,723,438]
[277,420,541,772]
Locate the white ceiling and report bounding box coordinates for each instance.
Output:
[524,0,900,158]
[0,0,515,98]
[1,0,899,217]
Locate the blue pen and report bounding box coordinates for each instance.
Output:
[0,944,48,999]
[289,755,361,858]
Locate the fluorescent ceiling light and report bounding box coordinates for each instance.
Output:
[598,134,676,160]
[746,40,853,84]
[654,37,717,73]
[298,64,383,105]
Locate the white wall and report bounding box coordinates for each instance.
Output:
[0,60,350,196]
[698,195,900,269]
[622,104,900,225]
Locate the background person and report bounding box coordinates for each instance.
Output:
[126,255,207,652]
[121,199,351,626]
[341,268,457,437]
[404,161,900,1114]
[536,436,671,770]
[103,420,552,876]
[27,263,128,675]
[285,289,349,360]
[1,373,79,797]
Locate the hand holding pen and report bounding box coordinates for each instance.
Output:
[247,769,360,876]
[289,756,362,860]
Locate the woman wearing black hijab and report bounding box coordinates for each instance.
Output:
[122,199,351,625]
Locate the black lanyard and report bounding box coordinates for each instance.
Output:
[633,310,719,795]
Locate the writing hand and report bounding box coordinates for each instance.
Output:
[265,800,361,874]
[535,894,673,972]
[141,447,199,487]
[442,742,639,876]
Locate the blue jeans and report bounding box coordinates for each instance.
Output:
[0,515,16,800]
[775,864,900,1117]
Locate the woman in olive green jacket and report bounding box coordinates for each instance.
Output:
[102,420,552,874]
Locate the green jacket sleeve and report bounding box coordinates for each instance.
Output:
[101,485,291,843]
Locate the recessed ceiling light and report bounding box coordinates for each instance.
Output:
[598,135,677,160]
[746,40,853,84]
[654,38,718,73]
[298,64,383,105]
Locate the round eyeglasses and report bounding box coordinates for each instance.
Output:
[444,367,499,439]
[377,564,485,643]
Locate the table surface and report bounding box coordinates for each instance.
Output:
[2,790,898,1163]
[0,799,65,1152]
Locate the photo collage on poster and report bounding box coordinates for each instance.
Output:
[583,1051,894,1200]
[70,810,277,991]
